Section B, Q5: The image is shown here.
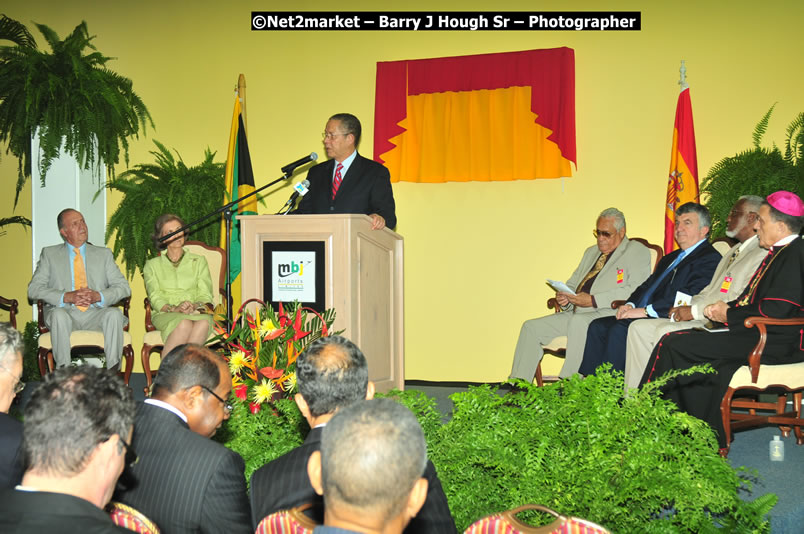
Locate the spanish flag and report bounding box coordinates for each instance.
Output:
[664,86,699,254]
[221,94,257,298]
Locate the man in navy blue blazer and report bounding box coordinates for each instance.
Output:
[578,203,722,375]
[295,113,397,230]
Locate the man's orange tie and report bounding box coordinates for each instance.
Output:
[74,247,88,311]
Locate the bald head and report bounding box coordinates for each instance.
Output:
[318,398,427,522]
[296,336,369,417]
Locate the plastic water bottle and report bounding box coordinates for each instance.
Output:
[769,435,784,461]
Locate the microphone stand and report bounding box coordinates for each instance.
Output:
[159,171,297,329]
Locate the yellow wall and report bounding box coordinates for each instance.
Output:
[2,0,802,381]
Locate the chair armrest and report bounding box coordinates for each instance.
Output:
[0,296,18,329]
[144,298,157,332]
[36,300,49,334]
[546,298,561,313]
[611,300,626,309]
[744,316,804,383]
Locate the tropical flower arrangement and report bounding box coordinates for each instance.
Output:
[213,299,338,414]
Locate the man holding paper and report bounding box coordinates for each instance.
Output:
[578,203,721,377]
[622,196,766,389]
[510,208,652,381]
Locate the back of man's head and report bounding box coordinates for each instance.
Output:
[296,336,369,417]
[151,343,222,398]
[0,322,23,412]
[23,366,134,477]
[319,398,427,526]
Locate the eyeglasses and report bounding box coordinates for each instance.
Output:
[321,132,348,140]
[0,366,24,395]
[200,385,233,414]
[593,229,614,239]
[119,437,139,467]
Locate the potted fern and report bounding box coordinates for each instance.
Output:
[103,140,226,278]
[0,17,153,206]
[702,106,804,238]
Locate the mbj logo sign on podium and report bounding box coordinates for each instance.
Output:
[272,251,316,303]
[278,260,305,278]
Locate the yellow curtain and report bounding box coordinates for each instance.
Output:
[380,86,572,183]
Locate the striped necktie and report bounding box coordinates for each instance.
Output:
[332,163,344,200]
[73,247,88,311]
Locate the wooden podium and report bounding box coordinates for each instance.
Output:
[238,214,404,392]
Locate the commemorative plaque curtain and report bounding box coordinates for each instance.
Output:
[374,48,576,183]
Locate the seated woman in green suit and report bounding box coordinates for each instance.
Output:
[144,214,214,356]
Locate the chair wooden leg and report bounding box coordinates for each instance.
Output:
[535,361,544,388]
[719,387,736,457]
[121,345,134,386]
[777,394,792,437]
[141,344,163,396]
[794,391,804,446]
[37,347,49,377]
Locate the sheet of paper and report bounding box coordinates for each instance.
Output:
[547,279,576,295]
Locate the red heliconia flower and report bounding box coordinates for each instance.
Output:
[259,367,284,379]
[278,302,289,327]
[292,309,311,341]
[234,385,248,401]
[249,402,261,415]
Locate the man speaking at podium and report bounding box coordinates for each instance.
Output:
[296,113,397,230]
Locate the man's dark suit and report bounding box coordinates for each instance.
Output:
[641,237,804,447]
[0,489,130,533]
[249,426,457,533]
[296,153,397,229]
[579,241,722,375]
[0,412,23,489]
[114,402,252,534]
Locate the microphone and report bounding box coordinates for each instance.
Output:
[281,152,318,175]
[279,179,310,214]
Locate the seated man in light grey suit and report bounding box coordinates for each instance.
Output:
[510,208,652,381]
[623,195,766,389]
[28,209,130,371]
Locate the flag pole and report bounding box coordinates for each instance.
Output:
[678,60,688,91]
[238,73,247,134]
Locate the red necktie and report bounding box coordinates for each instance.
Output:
[332,163,343,200]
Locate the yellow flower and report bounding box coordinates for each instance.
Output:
[253,379,278,404]
[228,350,249,374]
[282,372,297,392]
[259,319,278,339]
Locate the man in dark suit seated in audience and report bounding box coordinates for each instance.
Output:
[0,322,24,490]
[0,366,135,533]
[579,202,722,376]
[306,398,430,534]
[114,344,252,534]
[641,191,804,450]
[250,336,456,533]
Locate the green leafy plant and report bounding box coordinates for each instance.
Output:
[0,19,153,206]
[21,320,41,383]
[0,215,31,236]
[213,397,308,486]
[103,140,225,278]
[217,363,775,531]
[425,366,774,533]
[702,105,804,238]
